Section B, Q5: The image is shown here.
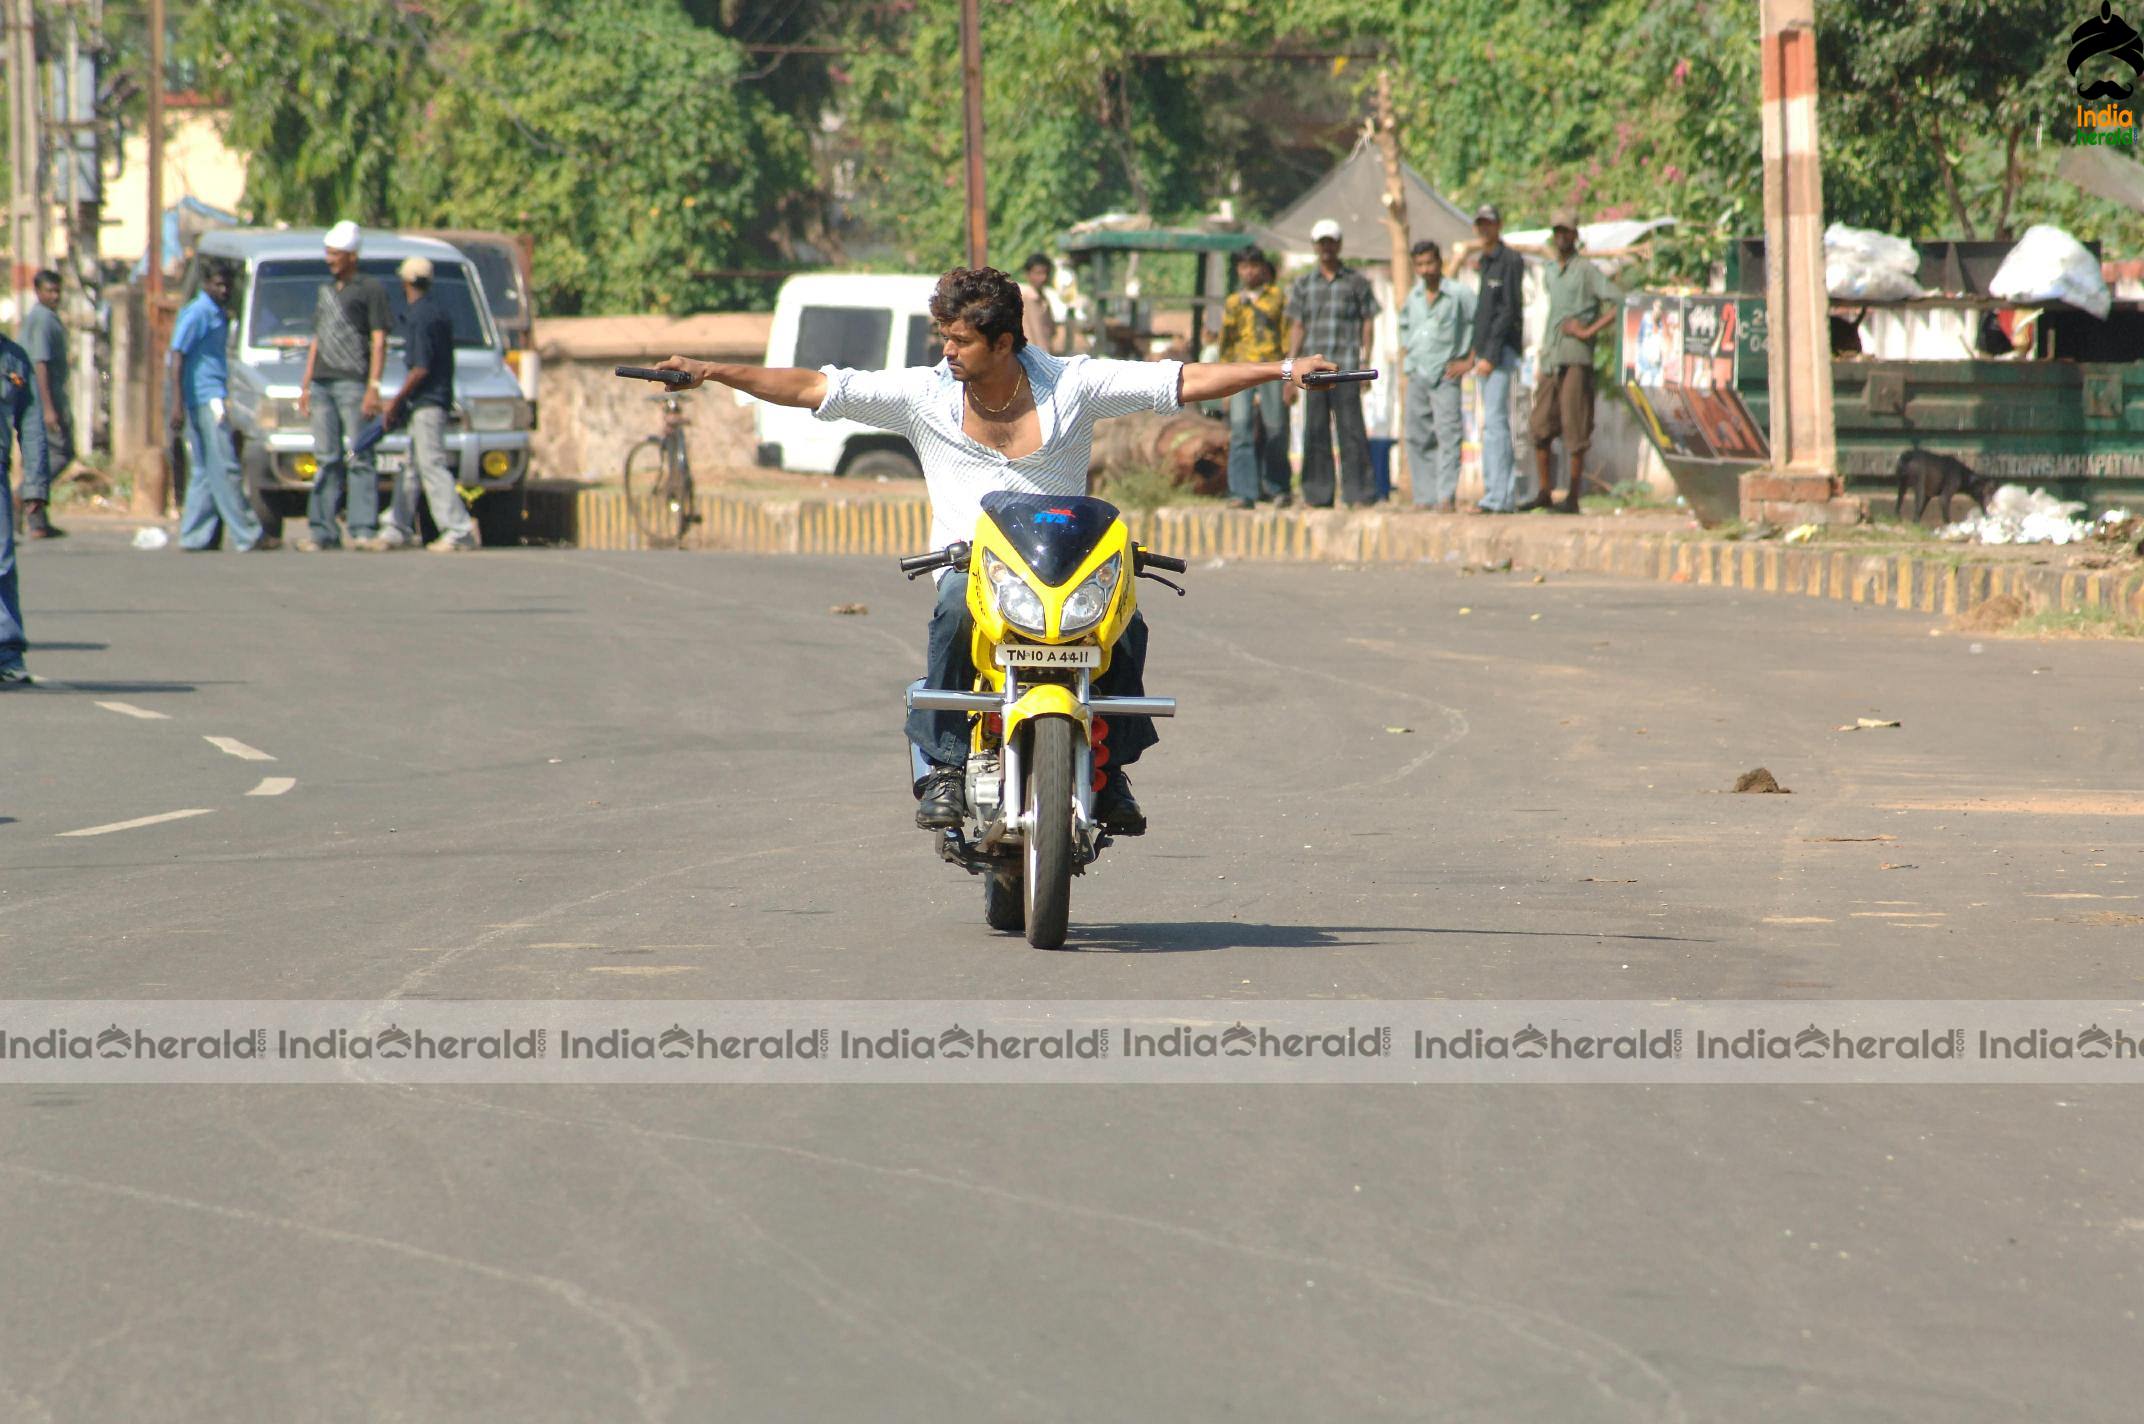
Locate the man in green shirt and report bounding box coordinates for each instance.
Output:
[1397,240,1475,511]
[1526,212,1617,514]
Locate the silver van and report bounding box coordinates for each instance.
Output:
[189,229,535,540]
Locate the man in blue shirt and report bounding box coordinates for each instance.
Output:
[380,256,477,551]
[168,263,271,552]
[1397,240,1476,511]
[0,332,50,684]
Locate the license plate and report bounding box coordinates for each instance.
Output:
[995,644,1100,668]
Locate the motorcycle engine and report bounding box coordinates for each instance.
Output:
[967,751,1003,827]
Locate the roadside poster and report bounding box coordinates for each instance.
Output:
[1621,294,1769,464]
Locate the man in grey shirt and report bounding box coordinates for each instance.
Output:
[297,221,389,550]
[18,270,70,539]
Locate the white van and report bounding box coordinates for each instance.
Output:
[749,273,941,479]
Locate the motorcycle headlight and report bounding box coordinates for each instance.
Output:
[983,551,1048,635]
[1058,554,1121,634]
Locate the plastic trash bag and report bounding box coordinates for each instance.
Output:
[1990,225,2112,319]
[1938,484,2094,544]
[1824,223,1929,301]
[131,527,170,550]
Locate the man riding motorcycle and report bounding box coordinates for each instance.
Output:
[652,266,1336,832]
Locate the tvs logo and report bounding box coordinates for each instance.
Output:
[1033,507,1075,526]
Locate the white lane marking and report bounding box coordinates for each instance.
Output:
[204,736,276,762]
[246,776,296,797]
[95,700,169,720]
[59,808,215,838]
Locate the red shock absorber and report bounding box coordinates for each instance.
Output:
[1090,716,1110,791]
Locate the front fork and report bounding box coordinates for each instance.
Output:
[905,671,1099,841]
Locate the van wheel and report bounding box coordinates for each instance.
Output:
[841,447,922,481]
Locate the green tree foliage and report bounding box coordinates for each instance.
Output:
[177,0,417,225]
[183,0,810,314]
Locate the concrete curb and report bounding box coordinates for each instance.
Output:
[548,489,2144,619]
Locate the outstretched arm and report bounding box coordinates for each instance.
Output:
[1178,354,1336,405]
[653,356,827,409]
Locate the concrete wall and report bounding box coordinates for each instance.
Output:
[532,312,771,481]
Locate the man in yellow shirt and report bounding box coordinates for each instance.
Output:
[1217,247,1292,508]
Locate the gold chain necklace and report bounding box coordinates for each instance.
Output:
[968,369,1026,417]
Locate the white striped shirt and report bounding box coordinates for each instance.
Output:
[814,346,1184,556]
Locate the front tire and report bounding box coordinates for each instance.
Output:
[1022,717,1076,949]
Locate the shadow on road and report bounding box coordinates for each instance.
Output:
[23,680,212,694]
[28,642,109,651]
[1065,922,1715,953]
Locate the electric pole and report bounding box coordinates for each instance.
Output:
[137,0,166,514]
[8,0,47,322]
[959,0,985,269]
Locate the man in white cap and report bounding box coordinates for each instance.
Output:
[1287,218,1379,507]
[297,221,390,550]
[380,256,478,551]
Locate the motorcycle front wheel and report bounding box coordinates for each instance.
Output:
[1022,716,1076,950]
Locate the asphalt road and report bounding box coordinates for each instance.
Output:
[3,529,2141,1421]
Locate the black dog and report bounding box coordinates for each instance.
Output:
[1893,449,1993,525]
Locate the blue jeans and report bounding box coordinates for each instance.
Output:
[0,455,20,668]
[180,405,266,551]
[908,572,1155,772]
[1476,345,1521,511]
[20,406,70,503]
[1406,374,1464,507]
[307,378,380,544]
[1225,383,1291,502]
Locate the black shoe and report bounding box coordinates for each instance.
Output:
[914,766,965,829]
[1518,490,1556,512]
[22,500,59,539]
[1273,493,1294,509]
[1093,769,1146,836]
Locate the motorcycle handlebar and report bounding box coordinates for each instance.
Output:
[1139,551,1187,574]
[898,541,970,579]
[614,365,692,388]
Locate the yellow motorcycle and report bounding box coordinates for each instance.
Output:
[902,492,1185,950]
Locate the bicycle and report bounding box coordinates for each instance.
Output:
[621,389,699,548]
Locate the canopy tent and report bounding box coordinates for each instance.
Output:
[1253,138,1474,262]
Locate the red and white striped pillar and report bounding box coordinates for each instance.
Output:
[1749,0,1844,522]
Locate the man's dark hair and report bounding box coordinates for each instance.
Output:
[203,261,235,286]
[1410,240,1441,260]
[1023,252,1052,276]
[931,267,1027,351]
[32,269,59,289]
